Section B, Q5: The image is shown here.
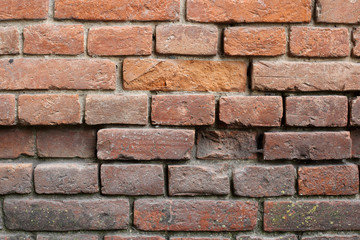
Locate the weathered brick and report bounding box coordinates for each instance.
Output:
[4,198,129,231]
[264,200,360,231]
[55,0,180,21]
[220,96,282,127]
[351,97,360,125]
[0,235,32,240]
[123,59,247,92]
[351,130,360,158]
[105,237,165,240]
[37,235,99,240]
[252,61,360,92]
[85,95,148,125]
[0,59,116,90]
[19,95,81,125]
[156,25,218,55]
[37,128,96,158]
[0,27,19,55]
[187,0,311,23]
[0,0,48,20]
[0,95,15,125]
[172,238,230,240]
[264,132,351,160]
[134,199,258,231]
[97,129,195,160]
[35,163,98,194]
[0,129,34,158]
[233,165,296,197]
[197,131,257,160]
[152,95,215,126]
[0,163,33,195]
[224,27,286,56]
[316,0,360,23]
[290,27,349,57]
[302,236,360,240]
[24,24,84,55]
[237,236,297,240]
[298,165,359,196]
[168,165,230,196]
[88,26,152,56]
[101,164,164,195]
[286,96,348,127]
[353,28,360,57]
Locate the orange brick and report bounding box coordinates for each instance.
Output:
[0,27,19,55]
[316,0,360,23]
[0,0,48,20]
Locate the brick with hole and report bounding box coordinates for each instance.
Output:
[237,236,297,240]
[316,0,360,23]
[0,27,19,55]
[0,163,33,195]
[105,237,165,240]
[0,129,34,159]
[37,235,99,240]
[0,0,49,20]
[0,95,15,125]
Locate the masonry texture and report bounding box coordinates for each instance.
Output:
[0,0,359,240]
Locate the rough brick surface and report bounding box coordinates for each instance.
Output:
[151,95,215,126]
[105,237,165,240]
[353,28,360,57]
[101,164,164,195]
[0,27,19,55]
[0,129,34,158]
[0,164,33,195]
[0,235,32,240]
[0,0,49,20]
[351,130,360,158]
[302,236,360,240]
[316,0,360,23]
[351,97,360,126]
[37,235,99,240]
[0,95,15,125]
[237,236,297,240]
[134,199,258,231]
[172,238,230,240]
[123,59,247,92]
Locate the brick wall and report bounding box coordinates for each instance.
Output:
[0,0,359,239]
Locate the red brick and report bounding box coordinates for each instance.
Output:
[197,131,257,160]
[37,235,98,240]
[172,238,230,240]
[290,27,349,57]
[0,0,48,20]
[36,128,96,158]
[220,96,282,127]
[252,61,360,92]
[88,26,152,56]
[353,28,360,57]
[286,96,348,127]
[233,165,296,197]
[123,58,247,92]
[152,95,215,126]
[101,164,164,195]
[237,236,297,240]
[19,94,81,125]
[168,165,230,196]
[156,25,218,55]
[4,198,129,231]
[187,0,311,23]
[351,97,360,125]
[316,0,360,23]
[105,237,165,240]
[264,132,351,160]
[134,199,258,231]
[85,95,148,125]
[298,165,359,196]
[0,95,15,125]
[0,59,115,90]
[55,0,179,21]
[0,163,32,195]
[302,236,360,240]
[0,129,34,158]
[0,27,19,54]
[264,200,360,231]
[24,24,84,55]
[0,235,32,240]
[351,130,360,158]
[35,163,98,194]
[224,27,286,56]
[97,129,195,160]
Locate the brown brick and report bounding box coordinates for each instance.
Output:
[187,0,311,23]
[35,163,98,194]
[286,96,348,127]
[237,236,297,240]
[101,164,164,195]
[0,27,19,54]
[225,27,286,56]
[233,165,296,197]
[0,129,34,158]
[19,95,81,125]
[253,61,360,92]
[353,28,360,57]
[0,0,48,20]
[298,165,359,196]
[156,25,218,55]
[85,95,148,125]
[4,198,129,231]
[24,24,84,55]
[220,96,282,127]
[290,27,349,57]
[152,95,215,126]
[169,165,230,196]
[134,199,258,231]
[55,0,179,21]
[264,132,351,160]
[0,95,15,125]
[88,26,152,56]
[264,200,360,231]
[105,237,165,240]
[98,129,195,160]
[37,235,98,240]
[0,163,32,195]
[123,58,247,92]
[302,236,360,240]
[197,131,257,160]
[0,235,32,240]
[351,97,360,125]
[316,0,360,23]
[172,238,230,240]
[351,130,360,158]
[37,128,96,158]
